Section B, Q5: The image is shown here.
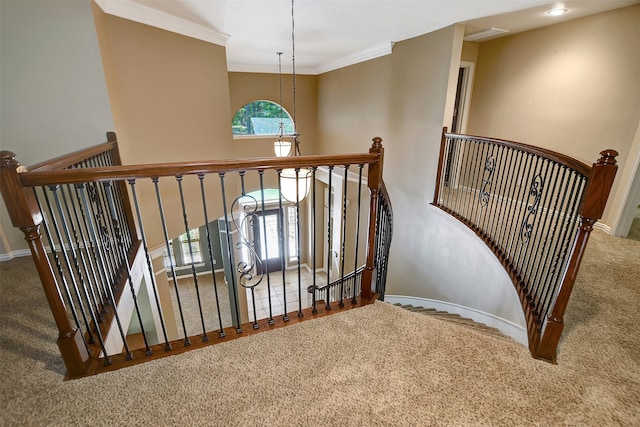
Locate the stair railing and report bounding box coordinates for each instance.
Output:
[0,133,390,378]
[432,127,617,363]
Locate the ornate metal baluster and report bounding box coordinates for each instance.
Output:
[294,169,304,318]
[230,180,264,330]
[176,175,208,340]
[325,165,334,310]
[37,188,87,345]
[48,185,95,347]
[61,184,103,326]
[219,172,243,332]
[339,165,350,307]
[529,165,565,302]
[258,170,275,325]
[104,181,153,356]
[311,166,318,314]
[153,177,191,345]
[522,159,554,292]
[352,164,364,304]
[72,185,108,315]
[128,178,172,350]
[276,170,289,321]
[198,173,226,337]
[78,183,133,363]
[85,181,116,289]
[535,167,572,312]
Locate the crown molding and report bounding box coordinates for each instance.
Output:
[314,41,395,75]
[229,41,395,75]
[226,63,318,75]
[94,0,229,46]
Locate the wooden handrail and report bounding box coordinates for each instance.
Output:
[20,153,381,187]
[28,140,117,172]
[443,129,592,177]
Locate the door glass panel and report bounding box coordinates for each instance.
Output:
[258,214,280,260]
[288,207,298,261]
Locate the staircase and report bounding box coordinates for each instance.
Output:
[394,304,507,339]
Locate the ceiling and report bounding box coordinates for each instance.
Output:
[95,0,639,75]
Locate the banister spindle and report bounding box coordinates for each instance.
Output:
[276,170,289,321]
[198,174,226,337]
[176,175,208,342]
[311,167,318,314]
[339,165,349,307]
[128,178,172,350]
[104,181,151,357]
[154,177,191,345]
[352,164,364,304]
[325,165,334,310]
[219,172,243,332]
[258,170,275,325]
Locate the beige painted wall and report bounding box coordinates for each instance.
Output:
[461,42,479,63]
[228,72,319,158]
[317,25,526,327]
[466,5,640,229]
[0,0,114,257]
[92,5,237,249]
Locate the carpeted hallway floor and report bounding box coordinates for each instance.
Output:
[0,230,638,426]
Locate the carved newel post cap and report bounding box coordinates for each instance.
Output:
[1,151,19,168]
[371,137,383,150]
[598,149,619,165]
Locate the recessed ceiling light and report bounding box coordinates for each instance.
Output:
[547,8,568,16]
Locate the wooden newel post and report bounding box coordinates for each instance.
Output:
[361,137,384,301]
[0,151,90,377]
[537,149,618,363]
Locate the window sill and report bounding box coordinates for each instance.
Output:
[233,134,277,140]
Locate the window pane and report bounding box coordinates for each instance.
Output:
[232,100,294,135]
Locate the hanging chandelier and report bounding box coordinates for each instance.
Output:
[273,52,292,157]
[278,0,311,204]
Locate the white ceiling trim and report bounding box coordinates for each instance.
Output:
[222,41,395,75]
[227,63,318,76]
[315,42,396,75]
[94,0,229,47]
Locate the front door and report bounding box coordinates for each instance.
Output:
[253,209,285,274]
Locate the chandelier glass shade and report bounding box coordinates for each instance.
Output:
[273,132,292,157]
[280,167,311,204]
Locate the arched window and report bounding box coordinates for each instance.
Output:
[232,100,294,137]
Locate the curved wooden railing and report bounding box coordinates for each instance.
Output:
[433,128,618,362]
[0,133,391,378]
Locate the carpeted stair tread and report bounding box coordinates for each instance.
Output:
[394,303,505,338]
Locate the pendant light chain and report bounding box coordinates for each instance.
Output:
[291,0,299,155]
[278,52,283,122]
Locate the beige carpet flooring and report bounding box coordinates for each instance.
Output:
[627,205,640,241]
[0,230,638,426]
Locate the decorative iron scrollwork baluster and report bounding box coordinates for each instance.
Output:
[479,155,496,207]
[231,194,264,291]
[519,173,544,243]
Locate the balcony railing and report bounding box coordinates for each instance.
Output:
[433,128,618,362]
[0,133,391,378]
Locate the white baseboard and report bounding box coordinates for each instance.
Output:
[0,249,32,262]
[384,295,528,346]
